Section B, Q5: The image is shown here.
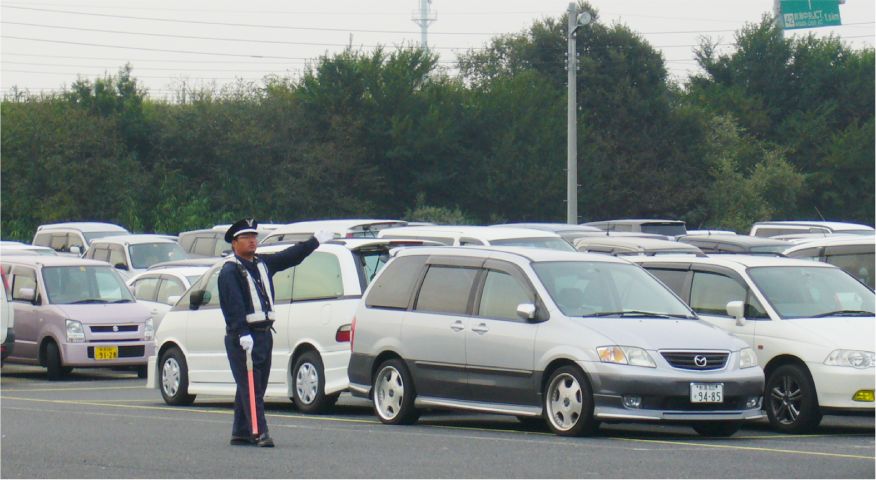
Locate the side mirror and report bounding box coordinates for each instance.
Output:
[18,287,36,303]
[726,300,745,326]
[69,246,81,255]
[167,295,181,306]
[189,290,211,310]
[114,263,129,271]
[516,303,537,321]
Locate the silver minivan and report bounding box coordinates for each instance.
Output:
[2,255,155,379]
[348,247,765,436]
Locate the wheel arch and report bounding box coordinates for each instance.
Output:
[38,335,62,367]
[763,354,812,380]
[540,358,592,396]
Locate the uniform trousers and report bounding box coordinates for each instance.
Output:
[224,329,273,437]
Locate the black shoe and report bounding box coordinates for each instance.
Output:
[230,435,254,446]
[254,433,274,448]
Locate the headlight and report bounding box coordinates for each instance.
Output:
[66,319,85,343]
[825,350,874,369]
[597,346,656,368]
[738,348,758,369]
[144,318,154,341]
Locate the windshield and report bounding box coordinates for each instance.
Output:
[129,243,188,269]
[532,261,695,318]
[748,266,875,319]
[357,249,392,286]
[749,245,789,255]
[83,231,127,243]
[491,237,576,252]
[42,266,135,304]
[640,223,687,236]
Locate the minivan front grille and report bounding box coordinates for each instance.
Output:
[90,325,138,333]
[660,351,728,370]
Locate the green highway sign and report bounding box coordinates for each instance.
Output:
[780,0,842,30]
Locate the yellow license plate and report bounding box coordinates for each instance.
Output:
[94,346,118,360]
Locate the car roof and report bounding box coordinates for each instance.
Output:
[679,234,791,247]
[211,223,284,232]
[36,222,129,233]
[784,235,876,252]
[267,219,407,236]
[379,225,562,240]
[583,219,685,226]
[88,234,179,245]
[628,254,834,269]
[490,223,602,233]
[574,236,703,252]
[130,266,210,279]
[751,221,874,232]
[1,255,113,268]
[148,257,223,270]
[0,245,59,255]
[392,245,630,264]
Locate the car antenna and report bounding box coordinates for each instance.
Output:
[813,206,826,221]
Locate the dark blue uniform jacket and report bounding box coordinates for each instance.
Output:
[218,237,319,336]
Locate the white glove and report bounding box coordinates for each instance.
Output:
[314,230,334,244]
[239,334,254,352]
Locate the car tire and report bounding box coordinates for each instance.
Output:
[544,365,598,436]
[372,358,419,425]
[292,351,331,414]
[159,347,196,406]
[765,364,822,433]
[45,341,65,381]
[692,422,742,437]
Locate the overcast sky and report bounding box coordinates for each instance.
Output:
[2,0,873,100]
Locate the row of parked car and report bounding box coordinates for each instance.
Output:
[1,218,873,438]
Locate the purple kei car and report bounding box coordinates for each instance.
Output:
[1,255,154,379]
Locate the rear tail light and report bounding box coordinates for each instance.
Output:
[336,324,352,343]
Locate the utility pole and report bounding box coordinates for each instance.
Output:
[412,0,436,51]
[566,3,578,224]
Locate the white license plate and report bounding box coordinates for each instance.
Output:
[690,383,723,403]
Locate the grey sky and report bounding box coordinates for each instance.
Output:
[1,0,873,100]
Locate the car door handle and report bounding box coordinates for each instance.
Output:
[450,321,465,332]
[471,323,489,334]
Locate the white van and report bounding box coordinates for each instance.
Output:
[378,225,575,251]
[32,222,129,256]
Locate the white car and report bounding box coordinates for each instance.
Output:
[784,236,875,289]
[630,255,875,433]
[378,225,575,251]
[1,242,58,256]
[32,222,129,256]
[83,234,189,280]
[749,221,874,238]
[260,219,407,245]
[127,266,211,329]
[147,239,432,414]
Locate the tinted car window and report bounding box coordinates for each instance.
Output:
[824,251,874,289]
[33,232,52,247]
[641,223,687,236]
[690,272,746,316]
[414,266,478,315]
[292,252,343,301]
[647,268,688,296]
[49,234,69,251]
[133,277,160,301]
[192,237,216,257]
[478,270,533,321]
[109,245,126,267]
[366,255,428,309]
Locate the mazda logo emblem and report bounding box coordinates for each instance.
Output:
[113,325,119,332]
[694,355,708,367]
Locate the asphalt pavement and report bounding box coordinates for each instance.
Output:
[1,365,873,478]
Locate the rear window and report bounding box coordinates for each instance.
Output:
[414,266,479,315]
[640,223,687,236]
[365,255,427,310]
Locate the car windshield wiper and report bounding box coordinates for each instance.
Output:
[70,299,108,304]
[812,310,874,318]
[110,299,134,303]
[590,310,692,319]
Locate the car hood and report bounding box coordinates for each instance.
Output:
[53,303,152,324]
[579,317,747,351]
[784,317,875,351]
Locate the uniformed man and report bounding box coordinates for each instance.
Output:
[219,218,333,447]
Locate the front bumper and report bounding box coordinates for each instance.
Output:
[808,361,875,411]
[60,341,154,367]
[584,361,765,422]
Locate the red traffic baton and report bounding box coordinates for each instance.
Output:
[246,348,258,436]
